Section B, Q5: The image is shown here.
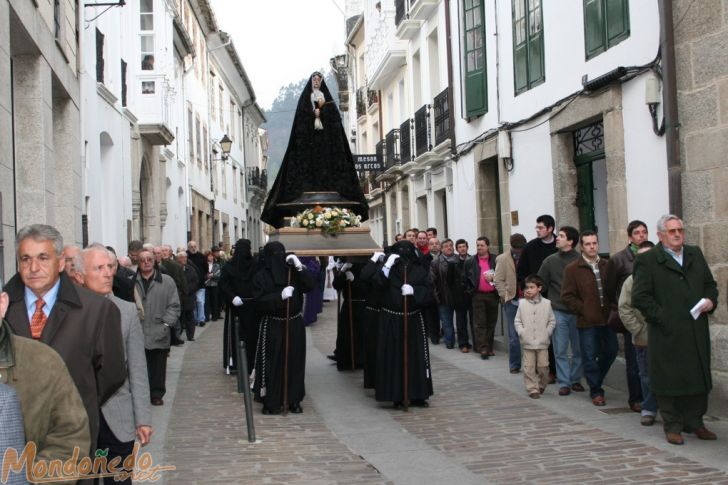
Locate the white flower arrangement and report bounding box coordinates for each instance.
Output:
[291,205,362,235]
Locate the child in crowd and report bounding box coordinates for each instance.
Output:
[515,275,556,399]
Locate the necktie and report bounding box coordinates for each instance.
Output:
[30,298,47,339]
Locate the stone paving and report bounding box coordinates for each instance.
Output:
[156,301,728,484]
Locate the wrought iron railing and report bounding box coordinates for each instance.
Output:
[400,118,413,164]
[414,104,432,157]
[385,129,400,168]
[246,167,267,190]
[433,88,452,147]
[376,139,385,169]
[367,89,379,107]
[356,87,366,118]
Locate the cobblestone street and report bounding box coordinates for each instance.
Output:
[149,301,728,484]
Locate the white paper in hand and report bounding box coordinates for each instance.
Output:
[690,298,708,320]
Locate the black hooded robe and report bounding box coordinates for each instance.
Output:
[252,242,315,411]
[332,263,367,371]
[261,73,369,228]
[218,239,259,373]
[373,242,434,404]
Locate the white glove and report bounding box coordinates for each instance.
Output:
[326,258,337,271]
[340,262,352,272]
[382,266,391,278]
[401,284,414,296]
[370,251,385,263]
[345,271,355,282]
[281,286,294,300]
[384,254,400,269]
[232,296,244,307]
[286,254,303,270]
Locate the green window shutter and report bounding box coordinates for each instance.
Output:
[606,0,629,47]
[527,0,544,88]
[584,0,605,59]
[512,0,528,94]
[463,0,487,117]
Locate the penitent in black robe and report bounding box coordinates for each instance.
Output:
[218,239,259,373]
[332,263,367,371]
[261,73,369,228]
[373,242,434,404]
[360,257,385,389]
[252,243,315,411]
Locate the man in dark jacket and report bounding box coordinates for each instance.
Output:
[561,230,616,407]
[605,220,648,412]
[431,239,458,349]
[186,241,208,325]
[4,224,126,449]
[632,214,718,446]
[175,252,200,342]
[454,239,473,352]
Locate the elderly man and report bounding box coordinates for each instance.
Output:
[632,215,718,445]
[4,224,125,449]
[135,249,180,406]
[75,245,153,483]
[62,244,82,277]
[175,252,200,342]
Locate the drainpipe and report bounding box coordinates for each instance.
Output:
[658,0,682,217]
[378,89,387,245]
[444,0,456,155]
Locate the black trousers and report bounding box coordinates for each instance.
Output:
[97,413,134,485]
[205,286,220,320]
[181,308,196,340]
[145,348,168,399]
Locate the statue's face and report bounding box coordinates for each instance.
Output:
[312,75,322,90]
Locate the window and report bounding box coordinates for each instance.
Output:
[203,125,208,168]
[96,29,105,83]
[187,105,194,163]
[462,0,487,117]
[219,85,224,130]
[140,0,154,70]
[221,162,227,198]
[121,60,128,107]
[210,72,216,120]
[584,0,629,59]
[195,115,202,164]
[238,109,243,149]
[230,101,236,143]
[513,0,544,95]
[233,167,238,202]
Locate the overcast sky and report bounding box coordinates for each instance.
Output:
[209,0,348,111]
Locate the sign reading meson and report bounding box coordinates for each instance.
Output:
[354,154,383,172]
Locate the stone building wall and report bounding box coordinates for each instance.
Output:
[673,0,728,413]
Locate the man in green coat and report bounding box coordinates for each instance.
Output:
[632,214,718,446]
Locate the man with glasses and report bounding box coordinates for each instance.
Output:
[632,215,718,445]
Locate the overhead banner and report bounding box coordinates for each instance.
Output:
[354,154,383,172]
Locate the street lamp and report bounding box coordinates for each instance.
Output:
[210,134,233,247]
[218,134,233,160]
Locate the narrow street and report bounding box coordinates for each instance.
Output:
[148,302,728,484]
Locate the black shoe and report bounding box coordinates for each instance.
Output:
[326,354,337,362]
[446,343,454,349]
[187,337,195,341]
[411,399,429,408]
[198,321,206,327]
[393,401,403,409]
[431,338,440,345]
[262,406,280,415]
[480,352,489,360]
[289,403,303,414]
[171,338,185,346]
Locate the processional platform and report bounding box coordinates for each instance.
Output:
[266,227,381,257]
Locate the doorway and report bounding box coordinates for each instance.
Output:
[574,121,610,254]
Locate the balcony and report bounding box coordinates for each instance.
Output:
[433,87,453,151]
[365,8,407,90]
[367,89,379,115]
[136,74,175,146]
[400,118,413,165]
[356,87,366,120]
[246,167,267,202]
[414,104,432,158]
[409,0,439,21]
[385,129,400,169]
[395,0,422,40]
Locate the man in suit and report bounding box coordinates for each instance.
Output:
[0,383,27,485]
[75,244,153,484]
[4,224,126,448]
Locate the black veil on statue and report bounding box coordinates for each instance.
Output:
[261,72,369,228]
